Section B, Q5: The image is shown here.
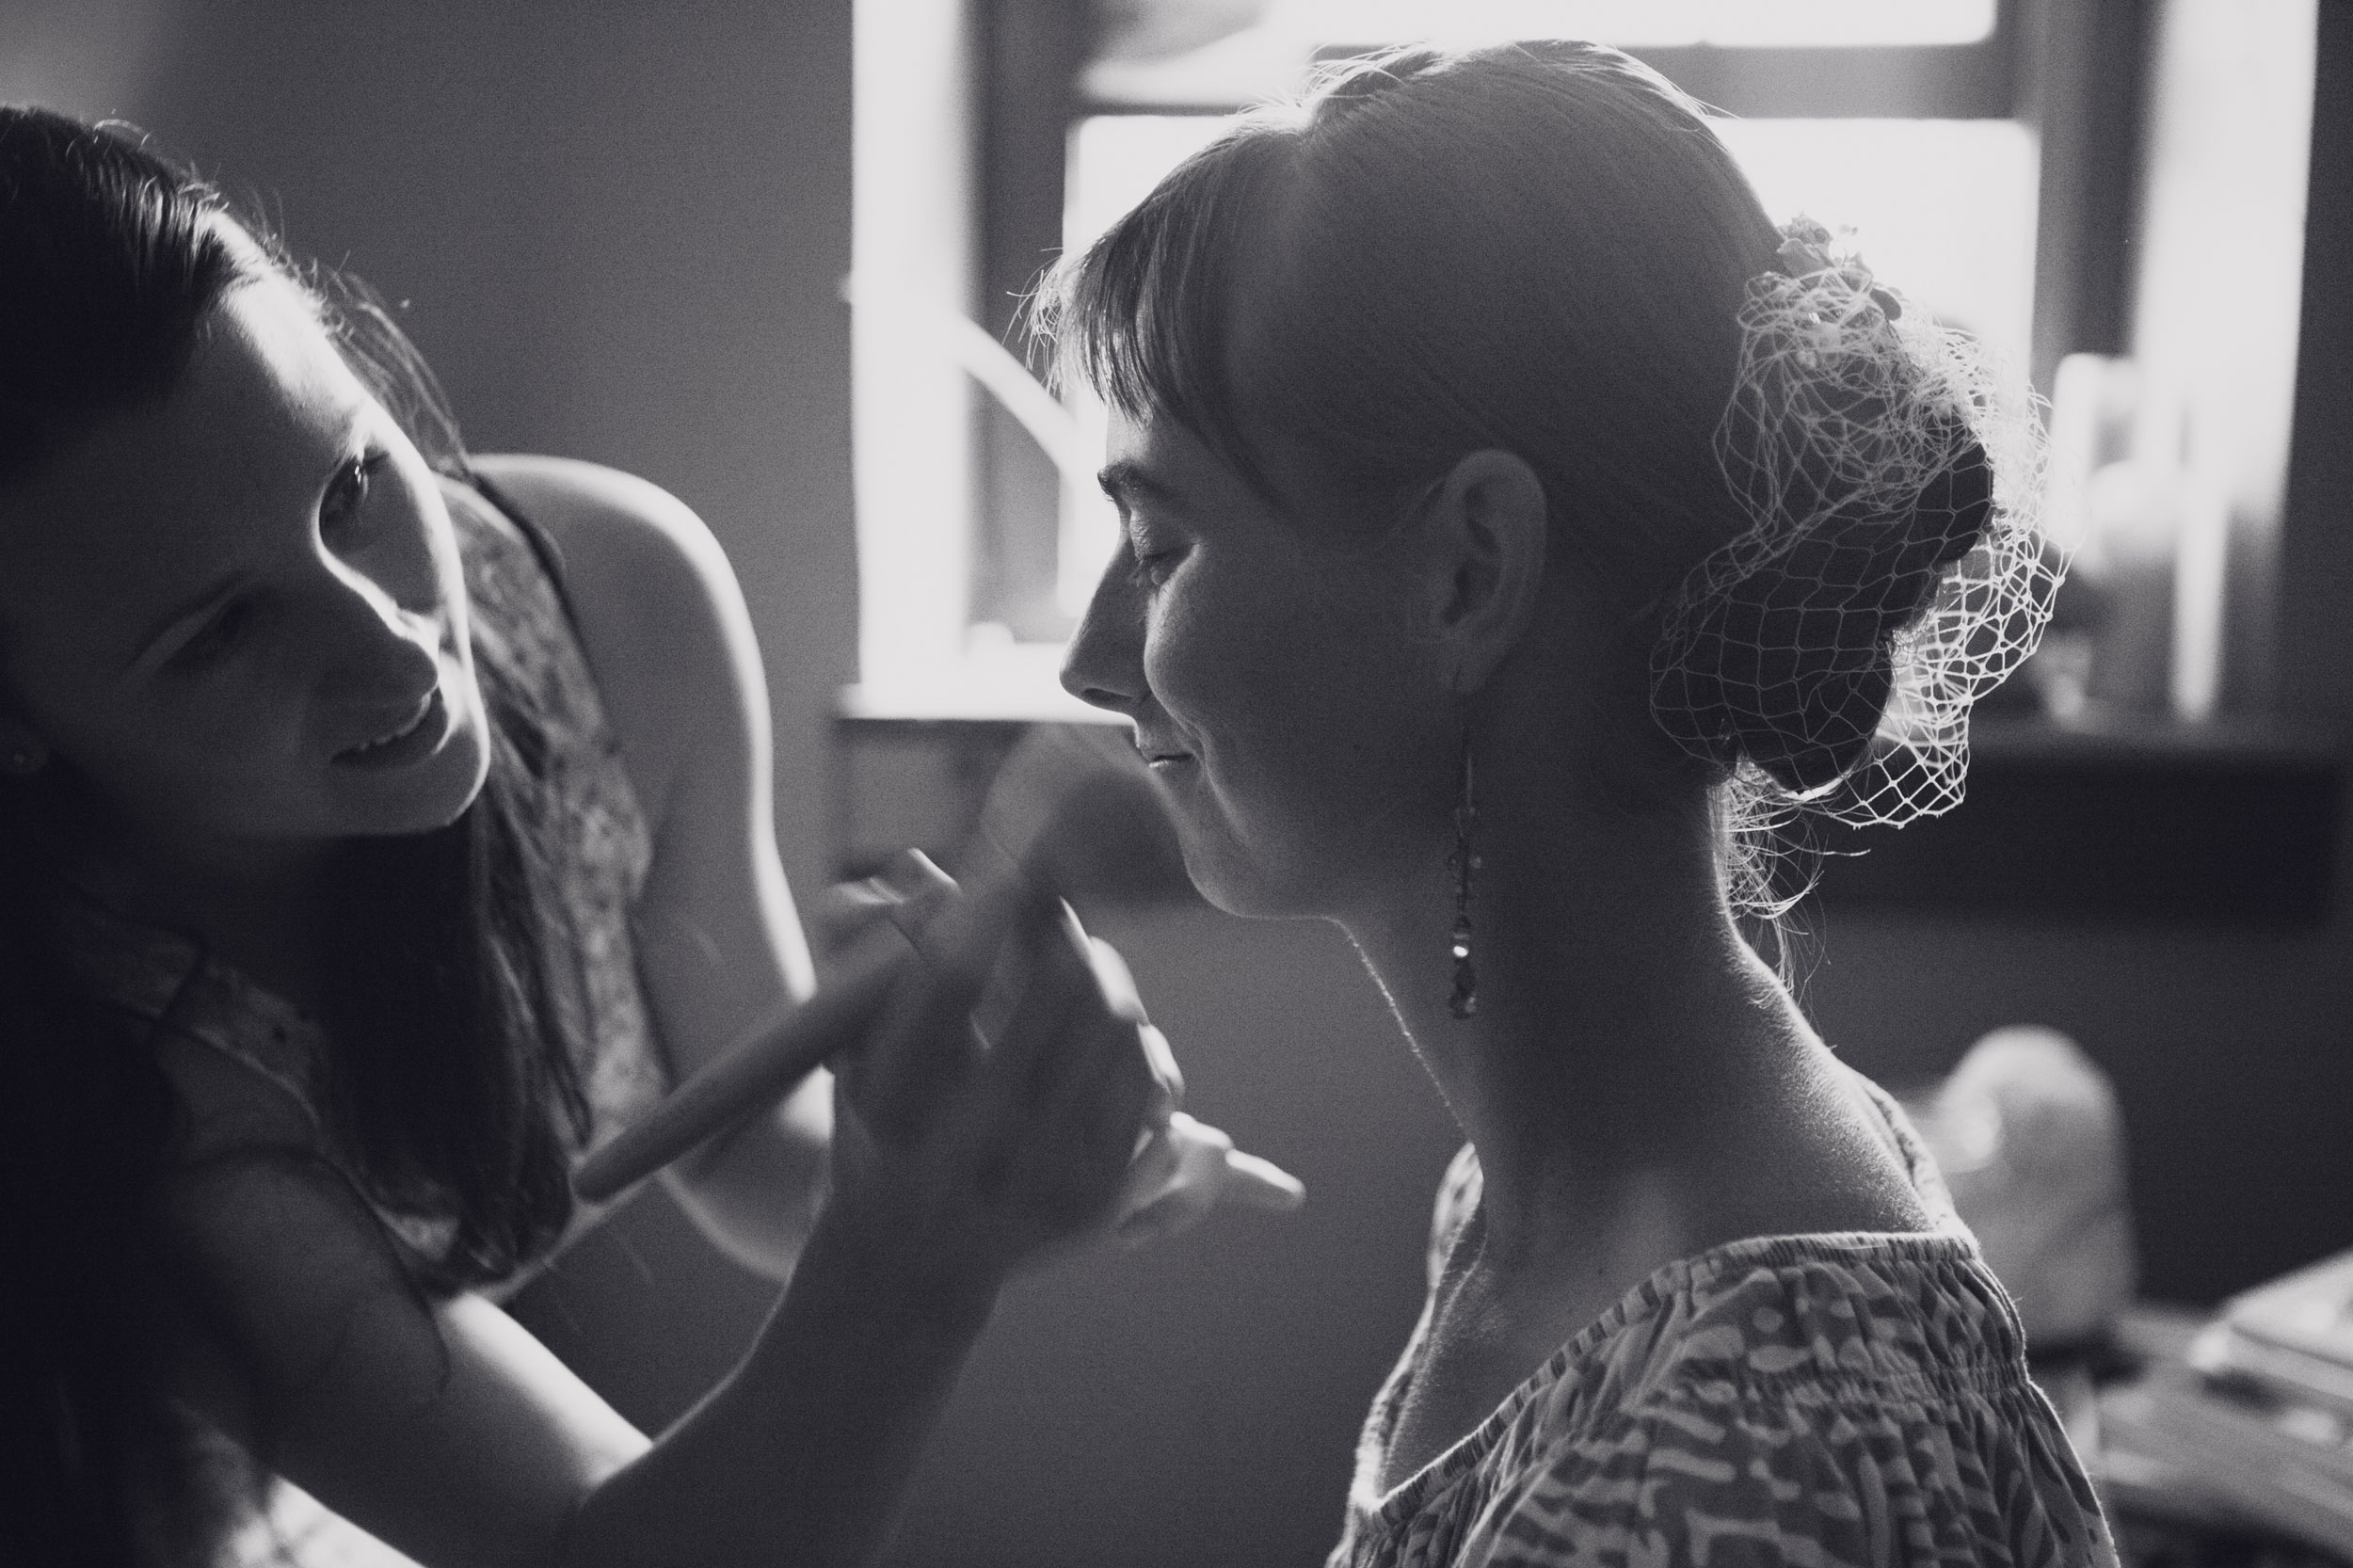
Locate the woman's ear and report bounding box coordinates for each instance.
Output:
[0,712,51,776]
[1421,449,1548,694]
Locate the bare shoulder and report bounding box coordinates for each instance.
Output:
[152,1032,322,1163]
[466,455,763,835]
[469,455,733,596]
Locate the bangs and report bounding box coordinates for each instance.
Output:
[1035,116,1301,490]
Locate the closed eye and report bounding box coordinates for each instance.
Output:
[1129,546,1176,588]
[1127,542,1184,591]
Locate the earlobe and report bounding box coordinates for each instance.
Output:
[1431,450,1548,694]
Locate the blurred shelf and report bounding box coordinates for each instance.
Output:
[1814,716,2345,927]
[832,712,2347,928]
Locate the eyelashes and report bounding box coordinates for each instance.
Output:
[180,599,253,664]
[1127,546,1179,590]
[1124,524,1188,590]
[321,449,392,532]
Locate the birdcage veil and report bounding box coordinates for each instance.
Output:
[1648,218,2060,896]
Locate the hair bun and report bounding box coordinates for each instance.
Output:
[1673,435,1993,797]
[1651,224,2050,830]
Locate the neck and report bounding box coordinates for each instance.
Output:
[67,810,337,1001]
[1338,725,1812,1272]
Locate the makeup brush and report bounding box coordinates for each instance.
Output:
[571,725,1298,1216]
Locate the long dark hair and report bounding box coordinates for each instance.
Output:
[0,107,593,1561]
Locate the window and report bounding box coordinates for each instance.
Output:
[841,0,2281,728]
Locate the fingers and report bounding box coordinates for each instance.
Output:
[1113,1113,1307,1247]
[1025,993,1159,1202]
[875,849,962,952]
[812,849,961,951]
[829,846,1303,1271]
[1079,935,1149,1026]
[1086,939,1183,1121]
[806,877,904,948]
[981,901,1094,1096]
[1112,1116,1186,1219]
[1221,1148,1307,1211]
[847,863,1024,1141]
[1114,1112,1225,1245]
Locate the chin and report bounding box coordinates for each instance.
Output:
[1174,825,1326,922]
[338,702,493,839]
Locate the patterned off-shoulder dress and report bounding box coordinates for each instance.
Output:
[1330,1076,2120,1568]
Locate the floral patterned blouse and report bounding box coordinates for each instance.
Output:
[1329,1076,2119,1568]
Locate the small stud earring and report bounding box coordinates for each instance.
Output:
[1447,743,1479,1020]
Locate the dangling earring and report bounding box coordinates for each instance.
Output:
[1447,744,1479,1020]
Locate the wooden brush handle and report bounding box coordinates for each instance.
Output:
[570,949,904,1203]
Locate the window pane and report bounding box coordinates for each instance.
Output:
[1085,1,1996,106]
[1712,117,2039,378]
[1273,0,1995,48]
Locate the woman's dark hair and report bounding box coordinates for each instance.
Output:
[1042,42,1998,871]
[0,106,593,1561]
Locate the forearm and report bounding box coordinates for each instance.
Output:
[560,1208,1000,1568]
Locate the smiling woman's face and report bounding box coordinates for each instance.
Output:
[1060,409,1457,920]
[0,278,489,862]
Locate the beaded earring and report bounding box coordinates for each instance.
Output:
[1447,744,1479,1020]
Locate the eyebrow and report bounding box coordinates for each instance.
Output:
[1096,459,1180,512]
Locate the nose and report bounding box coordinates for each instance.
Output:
[312,555,441,703]
[1060,547,1147,715]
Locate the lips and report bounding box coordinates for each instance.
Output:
[332,687,448,772]
[1134,733,1195,767]
[342,696,430,755]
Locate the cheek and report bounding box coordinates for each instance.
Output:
[1147,557,1433,818]
[43,677,313,831]
[1146,559,1322,754]
[362,479,467,620]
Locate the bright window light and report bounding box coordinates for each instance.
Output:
[1271,0,1995,48]
[1085,1,1997,104]
[1712,117,2039,377]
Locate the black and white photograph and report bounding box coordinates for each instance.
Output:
[1,2,2346,1564]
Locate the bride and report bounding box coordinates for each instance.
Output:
[1049,40,2113,1568]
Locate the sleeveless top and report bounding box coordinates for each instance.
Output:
[1329,1074,2121,1568]
[56,477,670,1282]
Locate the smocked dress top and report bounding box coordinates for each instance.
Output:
[56,477,668,1280]
[1330,1074,2119,1568]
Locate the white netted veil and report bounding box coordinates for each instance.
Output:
[1648,218,2060,902]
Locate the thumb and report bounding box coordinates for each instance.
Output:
[1220,1148,1306,1212]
